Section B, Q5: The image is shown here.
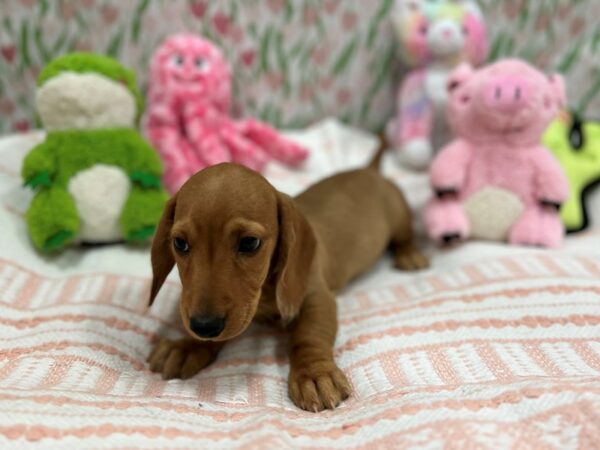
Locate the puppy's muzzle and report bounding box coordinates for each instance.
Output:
[189,315,226,338]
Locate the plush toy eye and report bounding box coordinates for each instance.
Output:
[171,54,184,67]
[173,237,189,253]
[448,80,460,91]
[238,237,261,253]
[194,57,207,69]
[420,23,428,35]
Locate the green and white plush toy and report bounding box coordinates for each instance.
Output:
[543,110,600,232]
[22,52,168,252]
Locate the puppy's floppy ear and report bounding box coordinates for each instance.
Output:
[272,193,316,322]
[148,195,177,307]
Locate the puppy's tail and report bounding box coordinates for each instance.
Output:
[367,131,388,171]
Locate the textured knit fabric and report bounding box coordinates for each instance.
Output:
[1,121,599,448]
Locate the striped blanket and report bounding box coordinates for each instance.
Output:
[0,120,599,449]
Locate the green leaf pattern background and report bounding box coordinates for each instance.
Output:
[0,0,599,134]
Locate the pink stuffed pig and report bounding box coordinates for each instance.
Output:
[424,59,569,248]
[144,33,309,194]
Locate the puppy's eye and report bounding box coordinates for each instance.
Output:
[173,237,189,253]
[238,237,261,253]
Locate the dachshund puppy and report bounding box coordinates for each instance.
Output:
[147,145,428,412]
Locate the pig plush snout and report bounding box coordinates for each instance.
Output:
[482,75,531,113]
[446,59,565,144]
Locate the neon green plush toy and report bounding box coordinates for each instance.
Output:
[543,110,600,232]
[22,53,168,252]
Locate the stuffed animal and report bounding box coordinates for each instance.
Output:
[424,59,569,248]
[145,33,309,194]
[22,53,168,252]
[386,0,488,169]
[543,110,600,232]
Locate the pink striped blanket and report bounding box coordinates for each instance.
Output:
[0,120,599,449]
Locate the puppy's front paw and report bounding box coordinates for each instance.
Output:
[288,361,351,412]
[147,337,217,380]
[394,247,429,271]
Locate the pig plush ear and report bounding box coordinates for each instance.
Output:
[447,63,474,92]
[548,73,566,109]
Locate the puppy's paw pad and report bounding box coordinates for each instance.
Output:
[147,338,214,380]
[289,362,351,412]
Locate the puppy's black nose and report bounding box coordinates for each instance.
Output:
[189,315,225,338]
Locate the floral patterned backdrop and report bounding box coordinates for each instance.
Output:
[0,0,599,135]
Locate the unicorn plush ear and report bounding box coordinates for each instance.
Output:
[463,2,489,66]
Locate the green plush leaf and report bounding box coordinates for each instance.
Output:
[121,186,167,242]
[331,35,359,76]
[25,171,52,189]
[26,187,80,252]
[127,225,155,242]
[44,230,75,252]
[130,171,161,188]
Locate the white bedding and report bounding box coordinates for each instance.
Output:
[0,119,599,449]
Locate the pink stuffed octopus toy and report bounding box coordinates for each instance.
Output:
[145,33,309,193]
[424,59,569,248]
